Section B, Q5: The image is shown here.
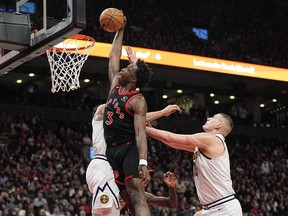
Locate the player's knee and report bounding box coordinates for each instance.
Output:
[127,188,141,200]
[127,189,146,206]
[125,179,146,202]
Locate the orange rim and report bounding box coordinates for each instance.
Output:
[48,34,95,52]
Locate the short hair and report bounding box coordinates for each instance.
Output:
[136,59,153,88]
[219,113,234,131]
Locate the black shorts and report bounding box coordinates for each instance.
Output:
[106,141,140,190]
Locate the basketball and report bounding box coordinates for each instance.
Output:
[99,8,125,33]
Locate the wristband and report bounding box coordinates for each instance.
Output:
[139,159,148,166]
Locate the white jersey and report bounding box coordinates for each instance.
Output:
[86,120,120,215]
[92,119,106,155]
[193,134,235,205]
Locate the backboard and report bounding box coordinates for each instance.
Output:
[0,0,86,76]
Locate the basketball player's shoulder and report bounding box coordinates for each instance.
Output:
[131,94,146,105]
[129,96,147,113]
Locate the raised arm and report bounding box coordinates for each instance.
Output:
[126,46,138,64]
[146,105,180,123]
[145,171,178,208]
[108,18,126,88]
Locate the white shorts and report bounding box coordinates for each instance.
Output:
[86,155,120,215]
[201,198,242,216]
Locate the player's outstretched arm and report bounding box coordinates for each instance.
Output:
[108,18,126,87]
[146,126,203,152]
[146,105,180,123]
[163,171,178,208]
[145,171,178,208]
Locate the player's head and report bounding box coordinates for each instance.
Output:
[118,59,153,89]
[202,113,234,136]
[135,59,153,88]
[218,113,234,135]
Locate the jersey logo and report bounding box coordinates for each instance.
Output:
[93,182,120,208]
[121,96,128,102]
[100,194,109,204]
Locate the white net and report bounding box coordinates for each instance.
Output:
[46,34,95,93]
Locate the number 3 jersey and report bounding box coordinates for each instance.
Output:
[103,84,143,146]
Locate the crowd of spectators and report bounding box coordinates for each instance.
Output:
[2,0,288,128]
[1,87,288,128]
[1,0,288,68]
[1,1,288,215]
[0,108,287,216]
[82,0,288,69]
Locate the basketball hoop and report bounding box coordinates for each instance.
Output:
[46,34,95,93]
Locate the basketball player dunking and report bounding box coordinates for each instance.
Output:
[103,18,153,215]
[86,103,180,216]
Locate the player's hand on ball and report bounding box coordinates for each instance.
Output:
[122,15,127,28]
[99,8,125,32]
